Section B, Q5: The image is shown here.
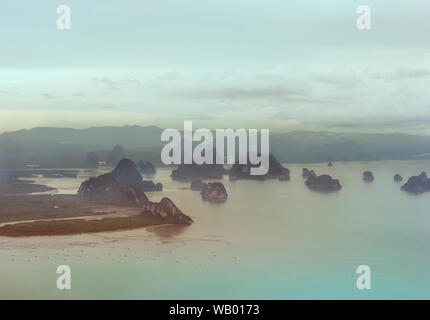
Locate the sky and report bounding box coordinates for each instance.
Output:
[0,0,430,134]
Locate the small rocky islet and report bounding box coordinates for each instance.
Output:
[305,174,342,192]
[302,168,317,179]
[394,174,403,182]
[229,154,290,181]
[189,180,228,203]
[201,182,228,203]
[363,171,374,182]
[400,171,430,194]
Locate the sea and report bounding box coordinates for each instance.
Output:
[1,160,430,299]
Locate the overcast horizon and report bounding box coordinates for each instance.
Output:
[1,1,430,135]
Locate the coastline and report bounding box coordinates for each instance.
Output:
[0,215,177,237]
[0,194,187,237]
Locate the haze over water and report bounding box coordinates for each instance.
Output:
[1,160,430,299]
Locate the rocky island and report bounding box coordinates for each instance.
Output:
[201,182,228,203]
[394,174,403,182]
[401,172,430,193]
[363,171,374,182]
[229,154,290,181]
[305,174,342,192]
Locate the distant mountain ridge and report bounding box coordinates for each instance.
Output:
[270,130,430,163]
[1,125,430,168]
[0,125,164,148]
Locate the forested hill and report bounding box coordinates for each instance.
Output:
[1,126,430,168]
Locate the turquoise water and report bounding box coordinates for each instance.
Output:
[1,160,430,299]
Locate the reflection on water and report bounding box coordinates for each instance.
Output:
[1,161,430,299]
[147,225,189,239]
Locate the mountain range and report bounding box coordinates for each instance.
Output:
[1,126,430,168]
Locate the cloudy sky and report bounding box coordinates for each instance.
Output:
[0,0,430,134]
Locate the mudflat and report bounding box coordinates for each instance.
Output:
[0,194,169,237]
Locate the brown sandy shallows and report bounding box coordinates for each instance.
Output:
[0,215,176,237]
[0,206,144,228]
[0,194,94,223]
[0,194,147,224]
[0,194,176,237]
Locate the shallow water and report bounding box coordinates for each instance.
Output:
[1,160,430,299]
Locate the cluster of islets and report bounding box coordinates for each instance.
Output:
[77,158,193,225]
[170,155,430,196]
[2,155,429,237]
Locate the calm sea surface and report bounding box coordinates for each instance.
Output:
[1,160,430,299]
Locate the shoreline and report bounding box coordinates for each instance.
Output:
[0,215,180,238]
[0,194,189,237]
